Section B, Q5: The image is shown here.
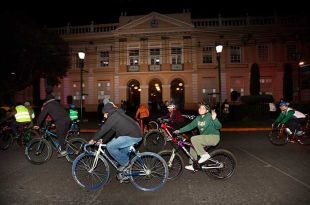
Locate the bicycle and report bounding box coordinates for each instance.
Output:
[155,121,236,181]
[0,120,39,150]
[72,140,169,191]
[25,123,87,164]
[269,114,310,145]
[143,116,197,152]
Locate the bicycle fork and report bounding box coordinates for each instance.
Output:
[89,151,100,173]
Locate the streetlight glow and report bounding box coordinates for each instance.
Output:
[78,51,85,59]
[216,45,223,53]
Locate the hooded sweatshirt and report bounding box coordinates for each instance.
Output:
[94,103,142,140]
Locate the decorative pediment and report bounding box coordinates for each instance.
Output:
[114,12,194,34]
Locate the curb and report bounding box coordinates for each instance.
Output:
[80,127,272,133]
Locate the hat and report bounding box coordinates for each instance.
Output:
[279,101,289,107]
[167,104,176,109]
[200,103,211,110]
[24,101,30,106]
[102,102,117,114]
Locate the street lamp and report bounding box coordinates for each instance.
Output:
[216,45,223,117]
[78,51,85,122]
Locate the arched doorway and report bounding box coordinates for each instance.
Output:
[171,78,185,110]
[148,78,162,113]
[127,80,140,113]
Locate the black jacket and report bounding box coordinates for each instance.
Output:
[37,98,70,126]
[94,103,142,140]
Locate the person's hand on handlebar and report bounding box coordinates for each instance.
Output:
[33,125,40,130]
[174,130,180,134]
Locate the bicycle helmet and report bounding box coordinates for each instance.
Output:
[279,101,289,107]
[167,103,176,109]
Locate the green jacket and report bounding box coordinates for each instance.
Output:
[275,107,294,124]
[179,112,222,135]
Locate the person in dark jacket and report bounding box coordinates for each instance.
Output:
[89,102,142,170]
[35,87,71,157]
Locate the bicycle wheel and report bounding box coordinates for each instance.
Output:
[25,138,52,164]
[129,152,168,191]
[147,121,159,131]
[204,149,237,180]
[0,131,13,150]
[143,131,166,152]
[158,150,184,181]
[65,138,87,163]
[269,129,288,145]
[72,153,110,190]
[22,129,39,147]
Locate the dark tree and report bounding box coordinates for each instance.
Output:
[283,63,293,101]
[0,11,69,103]
[250,63,260,95]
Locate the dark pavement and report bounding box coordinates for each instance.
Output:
[1,131,310,205]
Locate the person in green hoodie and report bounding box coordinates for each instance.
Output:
[174,103,222,171]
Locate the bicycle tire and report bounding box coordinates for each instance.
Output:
[65,138,87,163]
[204,149,237,180]
[143,130,166,152]
[269,129,288,145]
[22,129,40,147]
[158,150,184,181]
[25,138,52,165]
[72,153,110,190]
[0,131,13,150]
[129,152,168,191]
[147,121,159,130]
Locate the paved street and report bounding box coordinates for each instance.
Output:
[1,131,310,205]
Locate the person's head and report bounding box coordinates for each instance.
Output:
[102,102,117,118]
[24,101,31,107]
[279,100,289,111]
[198,103,210,115]
[167,103,176,112]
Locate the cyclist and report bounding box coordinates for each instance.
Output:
[160,103,185,129]
[89,102,143,171]
[174,103,222,171]
[135,103,150,133]
[35,86,71,157]
[274,100,306,135]
[8,103,32,137]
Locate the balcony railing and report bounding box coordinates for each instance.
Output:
[149,64,161,71]
[128,65,139,72]
[171,64,183,71]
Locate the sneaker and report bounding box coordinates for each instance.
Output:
[198,152,211,164]
[185,165,195,171]
[296,131,305,136]
[285,128,293,135]
[57,150,68,158]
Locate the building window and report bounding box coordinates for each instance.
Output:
[202,47,213,64]
[287,44,297,61]
[129,49,139,65]
[230,77,244,99]
[230,46,241,63]
[171,47,182,64]
[150,48,160,65]
[257,45,269,62]
[100,51,109,67]
[72,81,85,103]
[260,77,272,95]
[98,81,111,100]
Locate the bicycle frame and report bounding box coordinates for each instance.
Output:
[160,122,221,169]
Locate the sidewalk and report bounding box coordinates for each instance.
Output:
[79,112,272,133]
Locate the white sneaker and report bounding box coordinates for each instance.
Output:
[185,165,195,171]
[285,128,292,135]
[198,153,211,164]
[296,131,305,136]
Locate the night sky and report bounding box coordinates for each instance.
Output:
[2,0,307,27]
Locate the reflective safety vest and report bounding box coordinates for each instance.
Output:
[15,105,31,122]
[69,109,78,120]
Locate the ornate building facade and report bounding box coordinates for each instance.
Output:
[26,11,310,111]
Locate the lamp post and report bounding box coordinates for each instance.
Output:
[216,45,223,117]
[78,51,85,122]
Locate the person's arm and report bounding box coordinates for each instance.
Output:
[274,113,284,124]
[93,118,114,140]
[37,106,49,126]
[282,110,295,124]
[179,117,198,133]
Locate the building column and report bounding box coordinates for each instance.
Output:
[162,84,171,102]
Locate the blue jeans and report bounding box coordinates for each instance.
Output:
[106,136,142,166]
